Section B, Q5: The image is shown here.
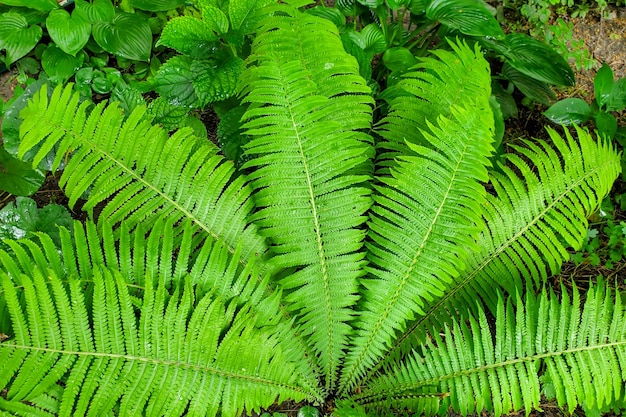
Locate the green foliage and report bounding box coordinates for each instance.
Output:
[0,3,624,417]
[544,18,596,71]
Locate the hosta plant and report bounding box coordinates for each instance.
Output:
[0,1,625,416]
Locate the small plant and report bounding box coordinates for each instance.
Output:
[544,18,597,71]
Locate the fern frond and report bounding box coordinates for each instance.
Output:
[0,248,319,416]
[239,3,374,390]
[356,281,626,416]
[17,85,266,264]
[376,41,492,164]
[377,127,621,371]
[339,42,494,394]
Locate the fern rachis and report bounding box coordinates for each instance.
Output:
[0,1,624,415]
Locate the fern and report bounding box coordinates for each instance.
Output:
[1,1,625,415]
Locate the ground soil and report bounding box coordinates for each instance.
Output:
[1,6,626,417]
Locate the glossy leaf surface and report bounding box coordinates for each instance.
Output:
[46,9,91,56]
[93,12,152,61]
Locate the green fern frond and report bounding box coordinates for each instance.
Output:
[239,2,374,390]
[376,41,492,164]
[357,281,626,416]
[378,126,621,370]
[338,41,495,394]
[17,85,266,264]
[0,235,319,416]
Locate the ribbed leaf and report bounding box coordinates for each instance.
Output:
[239,3,374,390]
[339,41,494,394]
[17,84,267,265]
[130,0,186,11]
[92,13,152,62]
[46,9,90,56]
[378,126,621,374]
[357,282,626,416]
[0,12,42,66]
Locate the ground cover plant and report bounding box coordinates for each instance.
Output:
[0,0,625,414]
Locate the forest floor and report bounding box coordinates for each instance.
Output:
[1,5,626,417]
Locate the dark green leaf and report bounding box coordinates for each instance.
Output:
[46,9,91,56]
[386,0,409,10]
[74,0,115,24]
[41,44,83,83]
[217,104,248,164]
[382,46,417,72]
[426,0,504,38]
[306,6,346,28]
[594,63,614,109]
[0,0,58,11]
[356,0,384,8]
[16,56,40,74]
[0,12,43,66]
[182,115,207,139]
[340,32,373,81]
[202,5,229,34]
[489,94,504,149]
[491,80,518,119]
[130,0,186,11]
[229,0,273,34]
[110,81,145,114]
[544,98,592,125]
[408,0,427,14]
[297,406,320,417]
[595,111,617,139]
[93,12,152,61]
[92,75,113,94]
[491,33,575,86]
[0,147,45,196]
[606,78,626,112]
[192,56,244,107]
[502,63,556,105]
[147,96,188,131]
[360,23,387,54]
[156,16,219,57]
[0,197,73,249]
[152,55,198,108]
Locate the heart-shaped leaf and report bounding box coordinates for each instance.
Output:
[46,9,91,56]
[93,12,152,62]
[41,44,84,83]
[427,0,504,38]
[156,16,218,57]
[130,0,186,11]
[0,0,58,11]
[74,0,115,24]
[544,98,592,125]
[0,147,45,196]
[0,12,43,66]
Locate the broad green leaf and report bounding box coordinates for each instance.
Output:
[41,45,83,83]
[356,0,384,8]
[606,78,626,112]
[491,80,518,119]
[182,115,208,139]
[192,55,244,107]
[93,12,152,61]
[46,9,91,56]
[427,0,504,38]
[360,23,387,54]
[306,6,346,27]
[74,0,115,24]
[386,0,409,10]
[152,55,198,107]
[0,0,57,11]
[110,81,145,114]
[0,197,73,249]
[408,0,427,14]
[502,63,556,105]
[0,12,42,66]
[130,0,186,11]
[489,33,575,86]
[229,0,273,34]
[595,111,617,139]
[147,96,189,130]
[297,406,320,417]
[202,5,229,34]
[0,147,45,196]
[544,98,592,125]
[594,63,614,109]
[217,104,248,165]
[341,31,373,81]
[156,16,218,57]
[382,46,417,72]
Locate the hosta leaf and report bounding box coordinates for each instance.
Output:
[356,0,384,8]
[74,0,115,24]
[382,46,417,72]
[0,0,57,11]
[502,63,556,105]
[151,55,198,108]
[46,9,91,56]
[426,0,504,38]
[202,5,229,34]
[156,16,218,57]
[0,12,42,66]
[544,98,592,125]
[0,147,45,196]
[41,44,83,83]
[489,33,575,86]
[192,56,243,107]
[229,0,273,34]
[360,23,387,54]
[594,63,614,109]
[93,12,152,61]
[130,0,186,11]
